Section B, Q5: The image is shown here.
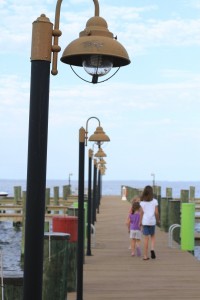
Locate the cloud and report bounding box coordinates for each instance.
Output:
[1,1,200,56]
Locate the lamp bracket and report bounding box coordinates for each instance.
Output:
[93,0,100,16]
[85,117,101,146]
[51,0,63,75]
[51,0,100,76]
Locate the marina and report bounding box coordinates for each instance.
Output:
[0,183,200,299]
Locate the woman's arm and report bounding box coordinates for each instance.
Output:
[155,206,160,224]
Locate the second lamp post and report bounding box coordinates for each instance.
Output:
[77,117,110,300]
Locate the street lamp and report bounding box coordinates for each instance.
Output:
[86,148,93,256]
[92,158,98,225]
[61,0,130,83]
[68,173,73,195]
[86,147,107,255]
[151,173,155,187]
[94,147,107,159]
[96,159,106,214]
[77,117,110,299]
[23,0,130,299]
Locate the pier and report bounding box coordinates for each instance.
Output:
[68,195,200,300]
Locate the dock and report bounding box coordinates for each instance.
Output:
[68,195,200,300]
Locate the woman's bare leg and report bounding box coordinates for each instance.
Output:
[143,235,149,259]
[151,234,155,250]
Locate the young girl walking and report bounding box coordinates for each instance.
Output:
[140,185,160,260]
[127,201,142,257]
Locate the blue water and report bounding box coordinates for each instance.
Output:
[0,179,200,273]
[1,179,200,197]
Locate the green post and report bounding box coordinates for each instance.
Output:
[154,186,161,198]
[181,203,195,251]
[168,200,181,244]
[53,215,78,292]
[54,186,59,214]
[160,197,171,232]
[63,185,68,200]
[189,186,195,202]
[166,187,172,198]
[180,189,189,203]
[13,186,22,204]
[54,186,59,205]
[0,276,23,300]
[43,233,70,300]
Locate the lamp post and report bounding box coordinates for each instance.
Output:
[94,149,107,214]
[24,0,130,299]
[96,159,106,213]
[92,158,98,225]
[87,147,106,255]
[97,167,101,214]
[77,117,110,299]
[68,173,73,194]
[86,149,93,256]
[151,173,155,187]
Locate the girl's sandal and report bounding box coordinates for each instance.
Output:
[143,257,149,260]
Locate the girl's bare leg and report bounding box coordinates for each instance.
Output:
[136,239,141,256]
[131,239,136,255]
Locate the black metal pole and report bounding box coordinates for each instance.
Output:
[97,168,101,213]
[23,60,50,300]
[100,170,103,199]
[23,15,53,300]
[86,149,93,256]
[92,159,97,224]
[77,127,85,300]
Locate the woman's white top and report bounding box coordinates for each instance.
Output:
[140,198,158,226]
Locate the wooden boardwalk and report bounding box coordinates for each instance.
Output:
[68,195,200,300]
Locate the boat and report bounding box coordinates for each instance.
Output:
[0,191,8,199]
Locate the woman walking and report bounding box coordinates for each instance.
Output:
[140,185,160,260]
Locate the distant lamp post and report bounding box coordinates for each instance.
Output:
[151,173,155,187]
[68,173,73,194]
[23,0,130,299]
[68,173,73,186]
[100,165,106,175]
[96,159,106,213]
[94,147,107,159]
[78,116,110,300]
[86,148,93,256]
[92,158,98,225]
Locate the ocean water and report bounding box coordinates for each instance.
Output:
[1,179,200,197]
[0,179,200,273]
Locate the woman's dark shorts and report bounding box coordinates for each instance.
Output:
[143,225,155,236]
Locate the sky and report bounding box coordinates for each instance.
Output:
[1,0,200,182]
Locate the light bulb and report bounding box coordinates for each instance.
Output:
[83,55,113,77]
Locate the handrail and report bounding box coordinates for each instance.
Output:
[168,224,181,248]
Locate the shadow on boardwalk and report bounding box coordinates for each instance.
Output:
[69,196,200,300]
